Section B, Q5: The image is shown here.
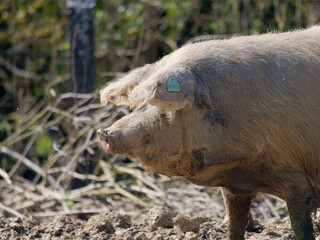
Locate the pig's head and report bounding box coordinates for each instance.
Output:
[97,64,233,178]
[97,105,189,176]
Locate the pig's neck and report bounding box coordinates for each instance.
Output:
[185,157,285,200]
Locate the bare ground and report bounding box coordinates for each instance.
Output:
[1,179,320,240]
[1,207,320,240]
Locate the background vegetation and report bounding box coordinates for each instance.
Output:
[0,0,319,217]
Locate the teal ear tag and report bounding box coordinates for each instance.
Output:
[167,77,181,92]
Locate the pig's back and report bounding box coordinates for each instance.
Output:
[168,26,320,130]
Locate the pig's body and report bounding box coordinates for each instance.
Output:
[98,26,320,240]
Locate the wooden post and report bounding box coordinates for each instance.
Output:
[67,0,96,189]
[67,0,96,96]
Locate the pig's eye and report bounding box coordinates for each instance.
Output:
[137,104,149,112]
[115,111,126,120]
[142,135,151,145]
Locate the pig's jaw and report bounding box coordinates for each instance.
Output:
[137,149,205,178]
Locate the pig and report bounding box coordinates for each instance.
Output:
[97,26,320,240]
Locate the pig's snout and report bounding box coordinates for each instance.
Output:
[97,128,112,153]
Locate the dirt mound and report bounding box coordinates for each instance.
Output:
[2,206,319,240]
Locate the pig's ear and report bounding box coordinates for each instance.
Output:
[100,80,131,106]
[100,64,152,106]
[129,67,195,110]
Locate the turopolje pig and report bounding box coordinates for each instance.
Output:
[97,26,320,240]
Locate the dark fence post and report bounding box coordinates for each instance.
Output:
[67,0,96,189]
[67,0,96,96]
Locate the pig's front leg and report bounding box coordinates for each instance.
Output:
[221,188,256,240]
[283,176,314,240]
[287,202,314,240]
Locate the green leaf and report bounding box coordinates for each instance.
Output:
[36,134,52,156]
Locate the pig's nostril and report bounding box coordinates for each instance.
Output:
[97,128,107,137]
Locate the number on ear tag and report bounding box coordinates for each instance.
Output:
[167,77,181,92]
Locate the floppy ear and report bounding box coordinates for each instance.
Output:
[100,64,153,106]
[129,66,195,110]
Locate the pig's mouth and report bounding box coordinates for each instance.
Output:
[97,128,113,153]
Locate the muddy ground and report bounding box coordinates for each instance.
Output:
[0,210,299,240]
[1,178,320,240]
[1,207,320,240]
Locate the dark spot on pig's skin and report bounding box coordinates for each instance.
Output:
[186,159,205,176]
[160,114,166,119]
[115,111,126,121]
[192,149,204,162]
[142,135,151,145]
[204,110,227,127]
[191,147,208,162]
[194,92,210,109]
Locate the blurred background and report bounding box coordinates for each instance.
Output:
[0,0,320,221]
